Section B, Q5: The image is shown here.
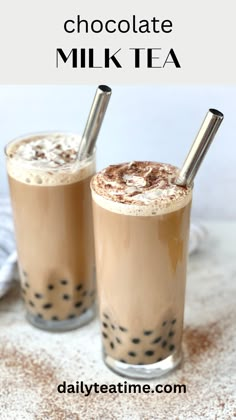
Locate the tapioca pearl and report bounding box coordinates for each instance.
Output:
[102,322,108,328]
[62,294,71,300]
[60,279,68,285]
[28,300,35,307]
[169,344,175,352]
[152,336,162,344]
[110,342,114,349]
[162,340,167,348]
[128,351,137,357]
[48,284,54,290]
[168,331,175,338]
[76,284,83,291]
[102,332,108,339]
[116,337,122,344]
[145,350,154,356]
[43,303,53,309]
[75,301,83,308]
[35,293,43,299]
[171,319,177,325]
[162,321,167,327]
[132,338,140,344]
[119,326,128,332]
[143,330,153,336]
[52,316,59,321]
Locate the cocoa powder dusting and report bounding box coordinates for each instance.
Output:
[92,161,191,206]
[184,322,222,360]
[0,344,56,386]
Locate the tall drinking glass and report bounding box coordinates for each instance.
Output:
[91,161,192,379]
[5,132,96,331]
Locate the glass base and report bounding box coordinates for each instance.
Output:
[26,305,96,332]
[104,349,182,379]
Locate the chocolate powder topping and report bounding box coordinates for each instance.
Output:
[7,133,80,168]
[92,161,191,206]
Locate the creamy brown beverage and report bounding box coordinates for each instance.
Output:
[91,161,192,378]
[6,133,96,331]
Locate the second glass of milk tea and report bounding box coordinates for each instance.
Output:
[91,161,192,379]
[5,132,96,331]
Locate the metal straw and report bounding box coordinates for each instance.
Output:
[175,108,224,187]
[78,85,112,161]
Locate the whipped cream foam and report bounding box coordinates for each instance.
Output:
[91,161,192,216]
[6,133,95,186]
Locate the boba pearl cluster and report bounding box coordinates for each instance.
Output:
[21,270,96,322]
[101,312,178,365]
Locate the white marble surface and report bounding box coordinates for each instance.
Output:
[0,221,235,420]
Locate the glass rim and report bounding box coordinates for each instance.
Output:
[90,161,193,216]
[5,131,96,172]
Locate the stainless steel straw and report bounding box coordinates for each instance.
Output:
[175,108,224,187]
[78,85,112,161]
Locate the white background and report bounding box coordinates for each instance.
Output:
[0,85,235,220]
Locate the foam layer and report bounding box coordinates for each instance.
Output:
[6,133,95,186]
[91,161,192,216]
